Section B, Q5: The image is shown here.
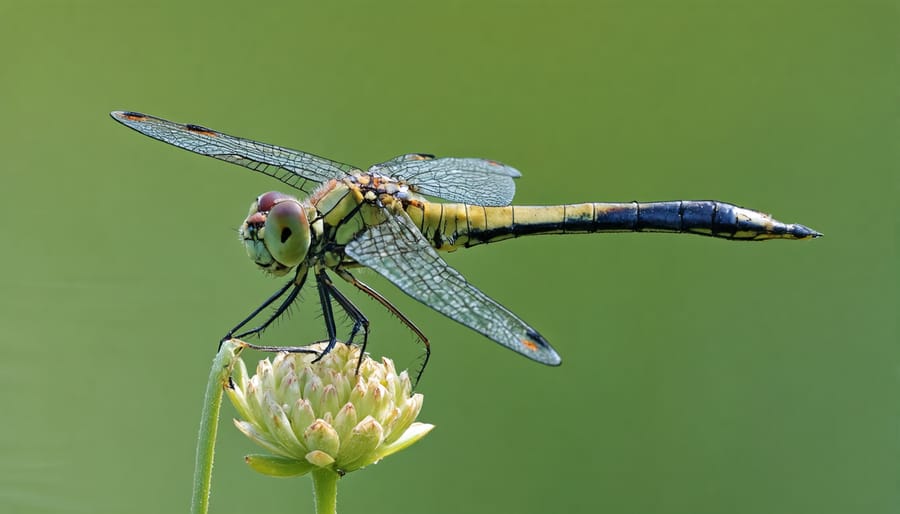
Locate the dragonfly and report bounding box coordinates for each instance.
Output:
[110,110,821,381]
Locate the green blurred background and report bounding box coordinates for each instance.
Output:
[1,1,896,513]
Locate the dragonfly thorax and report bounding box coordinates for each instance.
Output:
[239,191,313,276]
[347,172,415,202]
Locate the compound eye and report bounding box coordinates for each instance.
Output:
[257,191,294,213]
[263,200,311,268]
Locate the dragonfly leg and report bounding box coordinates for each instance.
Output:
[312,268,340,363]
[335,268,430,386]
[247,337,330,355]
[226,265,319,355]
[221,279,292,345]
[233,269,307,340]
[240,342,320,355]
[318,272,370,374]
[232,282,302,340]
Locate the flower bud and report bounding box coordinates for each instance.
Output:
[226,343,433,476]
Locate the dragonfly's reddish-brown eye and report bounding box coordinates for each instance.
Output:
[257,191,293,213]
[263,200,311,268]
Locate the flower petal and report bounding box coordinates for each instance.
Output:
[262,393,307,459]
[376,422,435,460]
[320,384,340,418]
[337,416,384,471]
[245,454,314,477]
[233,420,292,457]
[291,398,316,440]
[333,403,358,441]
[303,419,340,457]
[305,450,336,468]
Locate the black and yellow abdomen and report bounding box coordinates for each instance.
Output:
[404,200,821,251]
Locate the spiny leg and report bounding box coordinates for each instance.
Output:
[221,279,292,344]
[228,266,318,356]
[234,281,302,340]
[237,281,317,355]
[336,268,430,386]
[318,271,370,373]
[225,264,308,340]
[312,268,339,363]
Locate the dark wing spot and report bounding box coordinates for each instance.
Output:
[186,124,218,137]
[121,112,147,121]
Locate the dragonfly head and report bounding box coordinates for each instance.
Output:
[239,191,312,276]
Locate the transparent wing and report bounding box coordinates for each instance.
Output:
[368,153,521,206]
[344,207,561,365]
[110,111,354,194]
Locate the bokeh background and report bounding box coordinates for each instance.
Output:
[1,1,896,513]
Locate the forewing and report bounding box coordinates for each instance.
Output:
[368,154,521,206]
[110,111,354,194]
[344,207,561,365]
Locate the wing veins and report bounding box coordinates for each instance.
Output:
[344,207,560,365]
[110,111,354,194]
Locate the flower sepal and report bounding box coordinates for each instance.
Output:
[244,454,315,477]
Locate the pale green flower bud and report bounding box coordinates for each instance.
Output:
[226,343,433,477]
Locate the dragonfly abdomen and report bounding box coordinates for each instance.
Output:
[408,201,821,250]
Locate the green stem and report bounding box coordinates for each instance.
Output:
[311,468,339,514]
[191,340,245,514]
